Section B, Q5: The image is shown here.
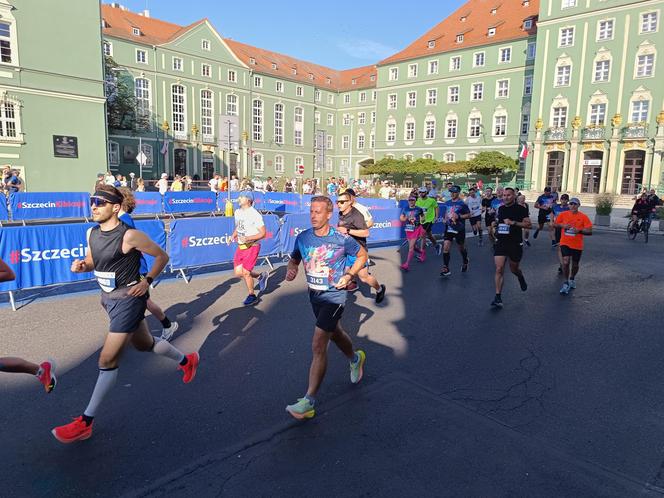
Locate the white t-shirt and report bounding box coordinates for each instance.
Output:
[230,179,239,191]
[302,183,312,194]
[157,178,169,195]
[234,206,265,243]
[353,201,373,224]
[465,195,482,217]
[209,178,218,192]
[379,186,391,199]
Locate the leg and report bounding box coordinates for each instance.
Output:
[494,256,507,294]
[242,269,256,294]
[405,238,416,265]
[0,357,39,375]
[358,267,380,291]
[146,298,166,322]
[570,255,581,279]
[330,322,355,359]
[561,255,571,281]
[457,241,468,263]
[306,328,332,397]
[443,239,452,267]
[509,260,523,278]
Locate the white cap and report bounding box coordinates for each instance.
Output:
[161,173,168,178]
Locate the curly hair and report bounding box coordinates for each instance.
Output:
[118,187,136,214]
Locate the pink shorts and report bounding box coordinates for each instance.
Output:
[405,225,425,240]
[233,244,260,271]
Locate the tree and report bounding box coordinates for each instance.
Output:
[104,55,138,131]
[468,151,518,176]
[438,160,471,176]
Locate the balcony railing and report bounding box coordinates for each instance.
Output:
[581,126,606,141]
[202,134,215,144]
[544,127,567,142]
[622,123,649,140]
[173,131,188,141]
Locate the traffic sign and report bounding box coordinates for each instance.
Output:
[297,164,305,175]
[136,151,147,166]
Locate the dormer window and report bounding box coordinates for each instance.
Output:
[249,57,256,65]
[201,39,210,51]
[370,75,376,81]
[523,0,530,5]
[456,34,464,43]
[326,77,331,84]
[351,78,356,85]
[524,19,533,29]
[291,68,297,75]
[271,63,277,70]
[132,27,141,36]
[491,8,497,15]
[461,16,467,22]
[488,27,496,36]
[101,19,109,28]
[428,40,436,48]
[309,73,314,80]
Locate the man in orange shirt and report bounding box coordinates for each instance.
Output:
[552,197,592,295]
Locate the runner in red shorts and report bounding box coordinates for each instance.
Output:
[399,196,426,271]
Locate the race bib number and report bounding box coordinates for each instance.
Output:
[497,223,510,235]
[447,226,458,234]
[405,223,415,232]
[94,271,116,293]
[564,228,577,236]
[306,270,329,291]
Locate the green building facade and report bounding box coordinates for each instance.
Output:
[0,0,107,192]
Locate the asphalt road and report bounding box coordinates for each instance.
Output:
[1,229,663,497]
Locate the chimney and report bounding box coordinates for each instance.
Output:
[110,2,120,7]
[119,4,127,11]
[143,9,150,18]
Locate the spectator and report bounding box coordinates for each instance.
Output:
[5,169,21,194]
[113,174,122,188]
[327,177,337,196]
[265,177,275,192]
[170,175,184,192]
[104,171,115,186]
[230,174,239,192]
[379,182,391,199]
[129,172,138,191]
[157,173,169,195]
[284,178,294,193]
[303,179,312,195]
[136,178,145,192]
[208,174,220,193]
[183,175,193,191]
[94,173,106,191]
[219,176,228,192]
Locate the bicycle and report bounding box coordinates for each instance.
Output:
[627,215,651,243]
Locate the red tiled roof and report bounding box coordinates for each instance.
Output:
[101,4,377,91]
[379,0,539,66]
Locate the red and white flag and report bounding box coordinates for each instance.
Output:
[160,140,169,155]
[518,142,529,160]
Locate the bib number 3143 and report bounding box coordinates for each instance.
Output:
[306,271,329,291]
[498,223,510,235]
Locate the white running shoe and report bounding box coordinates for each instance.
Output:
[568,279,576,289]
[258,271,270,293]
[161,321,179,341]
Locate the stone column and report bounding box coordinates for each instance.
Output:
[603,113,622,194]
[565,116,582,193]
[530,118,544,190]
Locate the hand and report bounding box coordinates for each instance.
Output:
[285,264,298,281]
[334,274,352,289]
[127,279,149,297]
[71,259,87,273]
[504,218,513,226]
[336,226,348,234]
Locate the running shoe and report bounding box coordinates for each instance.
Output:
[490,296,504,309]
[179,352,200,384]
[52,416,93,443]
[557,266,563,275]
[473,229,478,236]
[533,229,539,239]
[257,271,270,293]
[375,284,386,304]
[37,360,57,393]
[551,240,558,247]
[525,240,531,247]
[161,321,179,341]
[435,244,442,256]
[559,282,570,295]
[461,259,469,273]
[440,266,451,277]
[286,398,315,420]
[568,279,576,289]
[400,263,409,271]
[518,274,528,291]
[350,350,366,384]
[243,294,258,306]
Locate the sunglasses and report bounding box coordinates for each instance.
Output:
[90,198,111,207]
[569,202,579,205]
[336,199,350,204]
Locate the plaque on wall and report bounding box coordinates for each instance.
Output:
[53,135,78,158]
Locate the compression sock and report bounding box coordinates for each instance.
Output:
[152,337,185,364]
[460,249,468,264]
[83,367,118,420]
[160,317,172,329]
[443,253,450,267]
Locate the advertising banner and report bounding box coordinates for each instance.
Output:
[279,213,311,257]
[258,215,281,257]
[9,192,91,221]
[134,219,167,272]
[133,192,163,215]
[0,194,7,221]
[216,191,264,212]
[366,208,403,243]
[261,192,302,213]
[163,191,217,214]
[355,197,396,211]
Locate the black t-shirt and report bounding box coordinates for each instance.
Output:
[496,203,529,243]
[482,196,496,217]
[338,206,368,249]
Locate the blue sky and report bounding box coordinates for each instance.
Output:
[115,1,459,69]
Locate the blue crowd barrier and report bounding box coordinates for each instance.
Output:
[9,192,91,220]
[164,191,217,214]
[134,219,167,271]
[133,192,163,215]
[216,191,265,211]
[260,192,301,213]
[367,208,404,243]
[355,197,396,210]
[258,215,281,257]
[0,193,7,221]
[279,213,311,256]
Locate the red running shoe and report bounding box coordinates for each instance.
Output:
[37,360,57,393]
[179,352,200,384]
[52,416,93,443]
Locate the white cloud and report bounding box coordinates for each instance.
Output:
[337,38,397,61]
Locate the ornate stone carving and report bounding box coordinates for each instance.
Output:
[611,113,622,127]
[535,118,543,131]
[572,116,582,129]
[657,110,664,126]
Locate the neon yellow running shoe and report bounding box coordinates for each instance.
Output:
[350,350,366,384]
[286,398,315,420]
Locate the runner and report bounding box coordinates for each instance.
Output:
[0,257,56,392]
[465,187,483,246]
[51,186,199,443]
[336,191,386,303]
[551,193,570,274]
[482,187,497,241]
[399,195,425,270]
[118,189,179,340]
[415,187,442,256]
[491,188,531,308]
[440,185,471,277]
[284,196,367,419]
[552,198,593,295]
[516,194,531,247]
[533,186,556,246]
[232,191,269,306]
[343,188,374,292]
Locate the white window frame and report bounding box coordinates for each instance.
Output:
[450,56,461,71]
[406,91,417,108]
[448,86,460,103]
[496,79,510,99]
[294,106,304,146]
[171,84,186,139]
[108,141,119,166]
[493,115,507,137]
[371,111,376,124]
[597,19,614,41]
[200,89,214,140]
[342,135,350,149]
[473,51,485,67]
[359,91,367,103]
[389,67,399,81]
[201,63,211,78]
[202,39,211,51]
[499,46,512,63]
[524,19,533,30]
[252,99,263,142]
[226,93,238,116]
[358,112,366,125]
[386,121,397,143]
[444,152,456,162]
[357,132,365,150]
[521,114,530,135]
[344,93,351,104]
[0,16,18,66]
[555,64,572,87]
[559,27,575,47]
[276,81,284,93]
[136,49,148,64]
[227,70,237,83]
[327,113,334,126]
[631,99,650,123]
[294,156,304,176]
[274,154,285,174]
[404,120,416,142]
[472,82,484,101]
[253,153,264,173]
[594,59,611,82]
[552,106,568,128]
[424,118,436,141]
[172,57,183,72]
[527,41,536,59]
[274,103,284,145]
[408,63,418,78]
[103,41,113,57]
[387,93,397,110]
[635,53,655,78]
[296,85,304,97]
[562,0,577,9]
[524,75,533,95]
[427,88,437,106]
[640,11,659,34]
[253,75,263,88]
[468,117,482,138]
[589,103,607,126]
[135,77,152,131]
[428,60,439,74]
[446,118,458,139]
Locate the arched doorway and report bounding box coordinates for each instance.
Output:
[174,148,187,177]
[546,151,564,191]
[581,151,603,194]
[621,150,645,195]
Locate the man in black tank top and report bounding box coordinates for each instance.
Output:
[52,186,200,444]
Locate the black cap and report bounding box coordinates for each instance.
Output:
[345,188,356,197]
[544,187,552,192]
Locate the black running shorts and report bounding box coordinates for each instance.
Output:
[311,302,345,333]
[101,288,148,333]
[494,241,523,262]
[443,230,466,244]
[470,215,482,225]
[538,211,551,225]
[560,245,583,263]
[422,222,433,234]
[485,215,495,228]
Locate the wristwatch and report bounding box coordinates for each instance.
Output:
[145,276,154,285]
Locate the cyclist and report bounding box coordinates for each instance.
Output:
[631,192,653,228]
